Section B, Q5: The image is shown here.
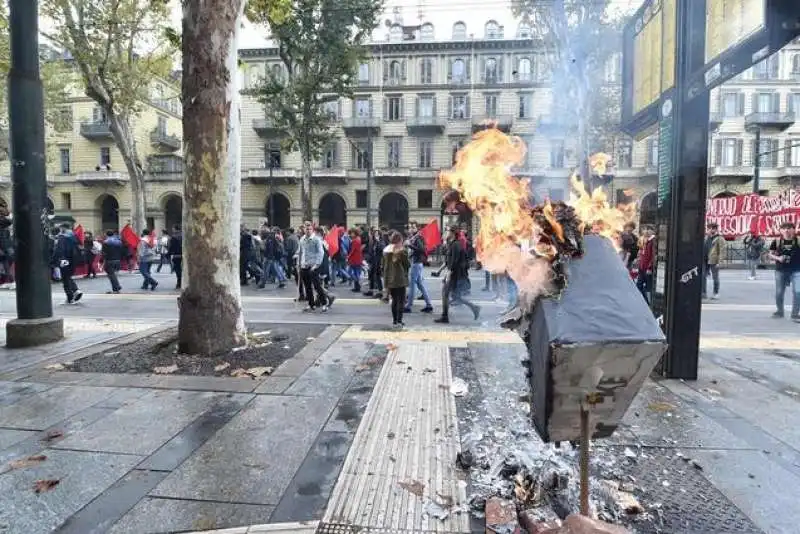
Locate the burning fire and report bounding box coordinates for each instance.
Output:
[438,128,635,301]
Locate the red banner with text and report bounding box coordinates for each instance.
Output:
[705,189,800,237]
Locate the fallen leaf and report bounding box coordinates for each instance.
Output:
[230,368,250,378]
[153,364,179,374]
[398,479,425,497]
[246,366,273,378]
[423,368,437,374]
[647,402,675,412]
[41,430,64,443]
[386,343,398,351]
[8,455,47,470]
[44,363,65,371]
[355,364,370,373]
[33,479,60,494]
[214,362,231,372]
[364,356,382,366]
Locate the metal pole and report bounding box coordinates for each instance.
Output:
[366,127,373,228]
[6,0,63,347]
[752,128,761,194]
[579,406,590,516]
[268,153,275,226]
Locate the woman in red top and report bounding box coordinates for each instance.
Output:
[347,228,364,292]
[636,226,655,305]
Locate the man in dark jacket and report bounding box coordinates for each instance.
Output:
[54,223,83,304]
[168,225,183,289]
[434,225,479,323]
[259,228,287,288]
[283,229,299,282]
[101,230,123,293]
[404,221,433,313]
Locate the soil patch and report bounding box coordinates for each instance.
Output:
[63,323,327,377]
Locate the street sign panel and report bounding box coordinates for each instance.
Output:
[704,0,766,64]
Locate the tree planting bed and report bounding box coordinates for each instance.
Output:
[62,322,327,377]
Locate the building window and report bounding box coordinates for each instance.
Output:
[754,92,777,113]
[358,63,369,85]
[721,91,743,117]
[356,190,367,208]
[54,107,73,132]
[453,21,467,40]
[354,97,371,117]
[517,22,531,39]
[352,141,370,169]
[93,107,108,123]
[265,143,281,168]
[484,57,499,83]
[516,57,532,82]
[718,138,740,166]
[417,189,433,209]
[420,58,433,84]
[549,141,564,168]
[323,100,339,120]
[388,60,403,85]
[386,138,401,168]
[323,143,338,168]
[61,192,72,211]
[793,55,800,77]
[100,147,111,167]
[790,140,800,166]
[451,138,466,164]
[790,93,800,114]
[389,25,402,42]
[755,138,779,168]
[450,58,467,83]
[386,96,403,121]
[752,55,778,80]
[59,147,70,174]
[418,139,432,168]
[485,20,499,39]
[484,94,498,117]
[421,23,434,41]
[157,115,167,134]
[450,94,469,119]
[647,136,659,167]
[418,96,435,117]
[518,93,532,118]
[616,139,632,168]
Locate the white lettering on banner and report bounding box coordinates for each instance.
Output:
[679,266,699,284]
[705,189,800,237]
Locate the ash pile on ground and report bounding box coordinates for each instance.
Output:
[451,347,656,532]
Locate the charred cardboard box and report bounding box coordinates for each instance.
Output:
[523,235,667,443]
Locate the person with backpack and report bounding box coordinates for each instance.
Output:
[768,222,799,320]
[53,223,83,304]
[743,231,765,280]
[434,225,480,324]
[382,230,411,328]
[404,220,433,313]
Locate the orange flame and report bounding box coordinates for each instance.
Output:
[438,128,635,301]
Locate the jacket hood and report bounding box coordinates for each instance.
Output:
[383,244,397,254]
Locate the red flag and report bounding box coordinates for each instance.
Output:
[419,218,442,253]
[121,224,138,249]
[73,224,85,244]
[325,225,340,257]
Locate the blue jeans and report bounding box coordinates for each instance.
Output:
[349,265,362,289]
[139,260,156,288]
[775,270,800,317]
[506,276,518,308]
[261,259,286,284]
[406,262,431,309]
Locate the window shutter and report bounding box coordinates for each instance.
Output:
[770,55,779,78]
[786,139,793,166]
[479,57,486,83]
[448,96,453,118]
[751,93,758,113]
[369,99,374,117]
[383,60,389,84]
[335,100,341,119]
[514,57,520,81]
[751,139,758,166]
[736,139,743,166]
[447,59,453,82]
[789,93,795,113]
[465,57,472,81]
[498,57,505,83]
[399,96,405,119]
[737,93,745,115]
[465,95,471,117]
[772,92,780,112]
[419,61,425,83]
[401,60,407,82]
[415,97,420,118]
[714,139,722,165]
[432,95,437,116]
[771,139,779,167]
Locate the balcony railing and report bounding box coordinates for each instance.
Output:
[406,116,445,134]
[312,167,348,183]
[247,168,297,184]
[472,114,514,133]
[708,165,753,179]
[373,166,410,184]
[149,129,181,151]
[341,116,381,134]
[708,112,724,129]
[76,171,129,184]
[80,121,113,140]
[744,112,796,131]
[252,118,284,137]
[148,155,183,174]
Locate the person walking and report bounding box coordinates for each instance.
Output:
[434,225,480,324]
[101,230,123,293]
[298,222,327,311]
[404,221,433,313]
[743,231,764,280]
[156,229,171,273]
[636,226,655,304]
[768,222,799,320]
[382,230,411,328]
[53,223,83,304]
[347,228,364,293]
[168,225,183,289]
[137,229,158,290]
[703,222,724,300]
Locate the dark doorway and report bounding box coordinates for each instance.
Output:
[379,192,409,231]
[639,192,658,227]
[266,193,290,229]
[318,193,347,228]
[100,195,120,231]
[164,195,183,231]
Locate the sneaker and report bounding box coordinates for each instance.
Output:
[327,295,336,308]
[278,283,286,289]
[363,291,374,297]
[772,311,784,318]
[403,307,412,313]
[151,281,158,291]
[321,305,329,312]
[421,306,433,313]
[473,306,481,321]
[710,293,718,300]
[73,291,83,303]
[302,306,315,312]
[434,316,449,324]
[790,313,799,320]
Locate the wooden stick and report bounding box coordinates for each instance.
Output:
[579,406,590,516]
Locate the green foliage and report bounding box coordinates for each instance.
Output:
[40,0,176,117]
[513,0,623,154]
[246,0,384,162]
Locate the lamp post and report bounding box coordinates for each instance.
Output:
[267,150,275,227]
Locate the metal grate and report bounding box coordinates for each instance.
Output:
[317,524,466,534]
[597,446,764,534]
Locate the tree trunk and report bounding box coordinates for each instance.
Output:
[107,113,147,232]
[178,0,246,355]
[300,149,313,222]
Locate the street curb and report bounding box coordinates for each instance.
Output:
[187,521,319,533]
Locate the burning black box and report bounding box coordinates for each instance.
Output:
[525,235,667,443]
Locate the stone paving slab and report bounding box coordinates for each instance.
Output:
[23,370,265,393]
[0,385,117,431]
[252,376,297,395]
[0,448,142,534]
[283,363,355,398]
[53,390,253,456]
[0,381,53,407]
[150,394,338,505]
[108,497,274,534]
[0,428,37,450]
